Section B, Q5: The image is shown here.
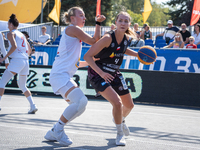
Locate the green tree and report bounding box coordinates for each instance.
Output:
[164,0,194,26]
[147,2,170,26]
[33,0,114,26]
[127,10,143,26]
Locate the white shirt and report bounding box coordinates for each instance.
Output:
[0,32,9,63]
[8,30,28,59]
[192,33,200,45]
[38,34,50,43]
[50,25,82,77]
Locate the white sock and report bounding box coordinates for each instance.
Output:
[116,123,123,135]
[55,119,65,132]
[26,96,34,107]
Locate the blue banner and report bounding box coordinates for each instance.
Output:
[31,46,200,73]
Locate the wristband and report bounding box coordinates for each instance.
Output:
[96,21,101,26]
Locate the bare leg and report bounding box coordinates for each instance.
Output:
[100,86,122,124]
[120,93,134,118]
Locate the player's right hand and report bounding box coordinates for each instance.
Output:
[100,72,114,83]
[96,15,106,23]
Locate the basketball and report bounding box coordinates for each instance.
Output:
[137,46,157,65]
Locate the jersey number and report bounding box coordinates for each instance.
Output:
[21,37,25,47]
[115,58,119,64]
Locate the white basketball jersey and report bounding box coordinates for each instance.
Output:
[8,29,28,59]
[50,25,82,77]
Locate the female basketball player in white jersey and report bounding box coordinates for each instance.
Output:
[0,14,38,114]
[84,12,138,146]
[44,7,105,146]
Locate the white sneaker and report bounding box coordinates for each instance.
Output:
[28,104,38,114]
[113,119,130,136]
[122,120,130,136]
[44,127,73,146]
[116,134,126,146]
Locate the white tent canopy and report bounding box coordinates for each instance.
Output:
[0,20,34,31]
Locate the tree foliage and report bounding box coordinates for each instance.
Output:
[164,0,195,26]
[33,0,172,27]
[147,2,170,26]
[33,0,114,26]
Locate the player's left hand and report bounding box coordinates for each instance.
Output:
[96,15,106,22]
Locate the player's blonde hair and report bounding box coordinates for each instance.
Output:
[62,7,83,24]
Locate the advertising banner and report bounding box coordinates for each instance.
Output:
[1,66,200,107]
[31,46,200,73]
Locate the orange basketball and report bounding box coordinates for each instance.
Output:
[137,46,157,65]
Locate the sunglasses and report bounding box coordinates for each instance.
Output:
[175,36,180,38]
[189,39,194,41]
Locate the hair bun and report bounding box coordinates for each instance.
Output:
[10,14,16,20]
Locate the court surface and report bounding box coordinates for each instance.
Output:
[0,93,200,150]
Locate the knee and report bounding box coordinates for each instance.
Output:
[67,88,88,112]
[125,102,134,110]
[113,100,123,110]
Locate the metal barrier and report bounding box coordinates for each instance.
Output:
[1,22,53,41]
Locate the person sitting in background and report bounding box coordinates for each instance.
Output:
[141,23,152,40]
[186,36,197,49]
[133,23,140,32]
[164,33,184,48]
[156,20,180,44]
[180,23,191,44]
[0,32,9,68]
[22,31,35,57]
[130,31,144,47]
[35,26,51,45]
[192,23,200,46]
[2,33,9,49]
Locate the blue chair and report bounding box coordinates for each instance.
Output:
[145,39,153,45]
[156,43,167,48]
[155,39,166,47]
[197,44,200,48]
[156,36,163,40]
[145,43,154,47]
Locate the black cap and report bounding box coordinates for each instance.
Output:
[22,31,29,38]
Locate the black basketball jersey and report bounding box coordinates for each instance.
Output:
[94,30,130,75]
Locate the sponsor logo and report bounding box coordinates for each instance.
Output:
[117,47,120,51]
[111,43,115,47]
[124,40,127,45]
[101,81,106,86]
[109,52,115,58]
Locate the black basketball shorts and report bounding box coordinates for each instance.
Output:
[88,66,129,96]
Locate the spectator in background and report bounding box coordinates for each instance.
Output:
[186,36,197,49]
[2,33,9,49]
[111,23,116,30]
[141,23,152,40]
[156,20,180,44]
[35,26,51,45]
[22,31,35,58]
[0,32,9,68]
[130,31,144,47]
[192,23,200,46]
[180,23,191,44]
[133,23,140,32]
[164,32,184,48]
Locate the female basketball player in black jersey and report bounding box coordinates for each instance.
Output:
[84,11,138,146]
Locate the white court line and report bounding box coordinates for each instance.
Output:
[0,124,199,150]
